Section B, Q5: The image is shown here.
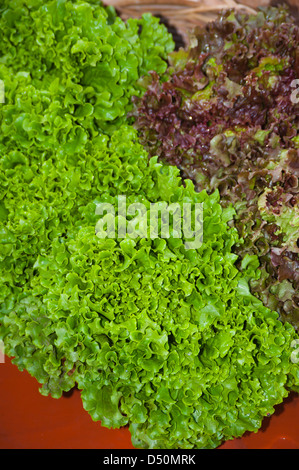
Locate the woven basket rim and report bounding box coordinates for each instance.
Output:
[106,0,258,15]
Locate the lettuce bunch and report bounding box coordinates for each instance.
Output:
[132,6,299,329]
[0,0,174,142]
[1,0,299,450]
[2,125,299,449]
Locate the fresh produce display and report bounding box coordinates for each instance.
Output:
[132,5,299,329]
[0,0,299,450]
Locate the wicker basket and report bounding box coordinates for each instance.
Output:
[105,0,298,47]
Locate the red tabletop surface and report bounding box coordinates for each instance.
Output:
[1,355,299,449]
